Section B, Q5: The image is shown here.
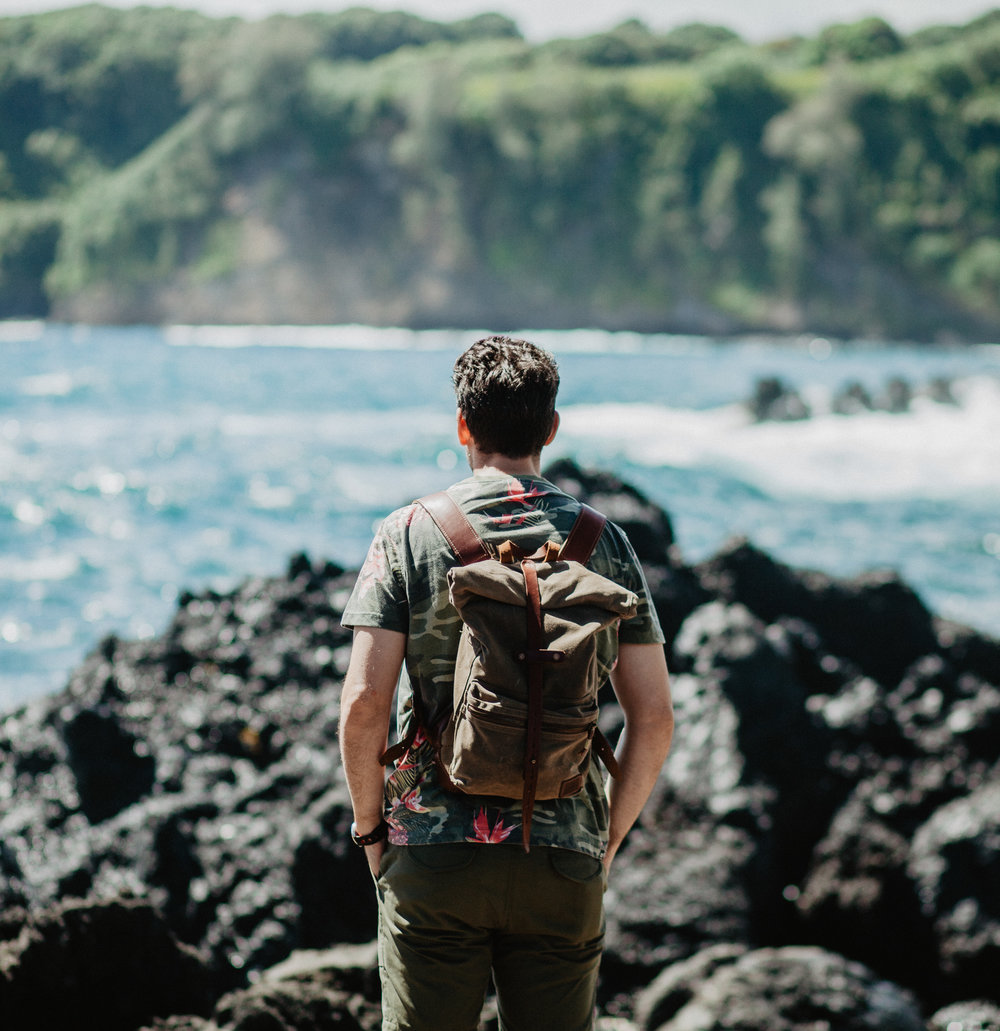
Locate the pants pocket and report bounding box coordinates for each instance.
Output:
[548,848,603,884]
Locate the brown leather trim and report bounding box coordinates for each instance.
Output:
[592,727,621,780]
[496,539,522,564]
[379,739,410,766]
[521,557,545,852]
[558,773,585,798]
[559,504,606,564]
[416,491,491,566]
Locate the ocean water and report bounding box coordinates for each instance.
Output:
[2,321,999,711]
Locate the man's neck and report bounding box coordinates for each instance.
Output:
[467,451,543,479]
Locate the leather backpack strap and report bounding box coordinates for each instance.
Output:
[592,728,621,779]
[379,675,432,766]
[559,503,623,783]
[520,557,545,853]
[383,493,488,769]
[559,504,606,564]
[416,491,491,566]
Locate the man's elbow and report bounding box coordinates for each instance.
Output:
[642,690,675,751]
[339,678,390,738]
[645,667,674,728]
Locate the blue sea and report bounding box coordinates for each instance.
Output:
[2,322,999,711]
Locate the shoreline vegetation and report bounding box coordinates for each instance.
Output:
[2,6,1000,341]
[1,462,998,1030]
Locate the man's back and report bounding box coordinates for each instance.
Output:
[343,470,662,856]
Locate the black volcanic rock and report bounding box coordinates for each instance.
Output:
[635,945,924,1031]
[928,1000,1000,1031]
[1,466,999,1029]
[907,779,1000,999]
[746,376,811,422]
[0,896,214,1031]
[62,704,157,822]
[134,945,382,1031]
[0,554,374,994]
[695,537,939,686]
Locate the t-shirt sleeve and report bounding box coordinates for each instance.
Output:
[341,516,409,633]
[608,525,666,646]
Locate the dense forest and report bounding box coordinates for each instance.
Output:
[2,4,1000,340]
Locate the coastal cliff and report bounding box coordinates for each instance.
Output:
[1,461,999,1030]
[3,6,1000,341]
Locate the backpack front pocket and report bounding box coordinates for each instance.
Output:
[443,688,596,800]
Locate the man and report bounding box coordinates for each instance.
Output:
[339,335,674,1031]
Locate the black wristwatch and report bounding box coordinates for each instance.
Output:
[351,820,389,847]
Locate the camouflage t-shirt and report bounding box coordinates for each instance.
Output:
[341,473,665,859]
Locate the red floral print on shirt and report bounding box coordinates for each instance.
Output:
[390,786,429,814]
[466,808,517,844]
[493,479,551,528]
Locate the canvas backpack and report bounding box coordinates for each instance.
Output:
[382,490,639,851]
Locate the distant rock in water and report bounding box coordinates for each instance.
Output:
[746,376,811,422]
[1,458,999,1030]
[747,374,959,422]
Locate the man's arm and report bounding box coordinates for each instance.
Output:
[605,641,674,871]
[339,627,407,875]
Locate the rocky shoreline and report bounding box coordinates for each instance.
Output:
[2,460,999,1031]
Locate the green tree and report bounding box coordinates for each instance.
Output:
[763,75,864,235]
[952,237,1000,312]
[761,173,807,296]
[812,17,904,64]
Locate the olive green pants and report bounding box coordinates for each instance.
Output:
[376,843,606,1031]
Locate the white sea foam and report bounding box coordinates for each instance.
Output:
[162,323,717,355]
[560,375,1000,501]
[532,329,711,354]
[0,553,80,582]
[164,324,468,351]
[0,320,45,343]
[18,371,77,397]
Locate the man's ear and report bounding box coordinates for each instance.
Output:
[544,411,560,446]
[457,410,473,446]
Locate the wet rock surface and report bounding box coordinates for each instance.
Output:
[1,459,998,1030]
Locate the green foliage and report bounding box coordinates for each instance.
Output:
[296,7,519,62]
[1,4,999,337]
[47,110,223,294]
[952,237,1000,309]
[0,201,60,313]
[179,17,322,155]
[811,17,905,64]
[539,19,744,67]
[0,4,205,189]
[660,23,745,61]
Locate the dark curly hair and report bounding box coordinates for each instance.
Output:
[452,336,560,458]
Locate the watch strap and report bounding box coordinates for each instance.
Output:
[351,820,389,847]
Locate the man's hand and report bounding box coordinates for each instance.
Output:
[363,840,386,878]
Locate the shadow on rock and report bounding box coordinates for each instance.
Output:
[0,896,214,1031]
